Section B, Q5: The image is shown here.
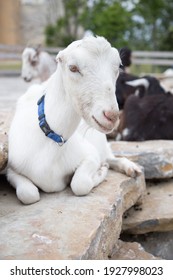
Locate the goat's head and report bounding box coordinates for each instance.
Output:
[56,36,121,133]
[21,47,40,82]
[125,76,166,97]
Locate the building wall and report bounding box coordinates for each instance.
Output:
[20,2,47,45]
[0,0,63,45]
[20,0,64,46]
[0,0,21,45]
[0,0,83,46]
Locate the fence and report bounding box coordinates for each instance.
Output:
[132,51,173,66]
[0,44,62,61]
[0,44,173,75]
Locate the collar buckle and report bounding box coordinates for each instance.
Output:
[57,135,65,146]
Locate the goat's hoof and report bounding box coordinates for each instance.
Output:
[101,162,109,168]
[126,163,143,178]
[16,184,40,205]
[98,163,108,176]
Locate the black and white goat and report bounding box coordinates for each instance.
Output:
[118,91,173,141]
[116,72,166,109]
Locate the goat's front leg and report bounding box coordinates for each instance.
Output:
[107,157,142,178]
[71,157,108,196]
[7,168,40,204]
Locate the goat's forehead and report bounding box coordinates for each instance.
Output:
[22,48,36,58]
[81,39,111,54]
[69,46,120,66]
[65,36,119,58]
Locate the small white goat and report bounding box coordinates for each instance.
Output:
[8,36,141,205]
[21,46,56,82]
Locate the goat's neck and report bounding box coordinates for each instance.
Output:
[44,71,81,140]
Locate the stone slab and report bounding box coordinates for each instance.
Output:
[122,179,173,234]
[110,240,160,260]
[0,171,145,260]
[0,133,8,171]
[111,140,173,179]
[0,111,13,171]
[121,231,173,260]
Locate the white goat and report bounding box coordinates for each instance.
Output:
[8,36,141,205]
[21,47,56,82]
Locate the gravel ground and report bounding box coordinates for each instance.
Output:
[0,76,36,110]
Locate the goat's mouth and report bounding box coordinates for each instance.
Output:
[92,116,114,133]
[23,77,32,82]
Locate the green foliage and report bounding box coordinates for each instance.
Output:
[45,0,173,51]
[81,0,133,48]
[130,0,173,50]
[160,27,173,51]
[45,25,56,46]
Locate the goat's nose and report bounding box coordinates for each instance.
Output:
[103,110,119,123]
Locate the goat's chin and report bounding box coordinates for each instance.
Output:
[91,116,116,134]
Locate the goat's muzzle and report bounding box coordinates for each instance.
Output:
[103,110,120,124]
[23,76,32,82]
[92,110,120,133]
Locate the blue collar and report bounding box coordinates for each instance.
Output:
[37,95,66,145]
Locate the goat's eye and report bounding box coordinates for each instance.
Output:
[69,65,79,73]
[31,60,37,66]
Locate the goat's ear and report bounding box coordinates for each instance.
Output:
[56,50,65,63]
[35,44,41,56]
[31,54,39,63]
[30,51,39,64]
[119,47,132,68]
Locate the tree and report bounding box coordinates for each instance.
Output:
[160,27,173,51]
[45,0,173,51]
[45,0,133,48]
[45,0,87,47]
[130,0,173,50]
[81,0,133,48]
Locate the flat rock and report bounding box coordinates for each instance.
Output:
[0,133,8,171]
[110,240,160,260]
[122,179,173,234]
[121,231,173,260]
[0,171,145,260]
[0,111,13,171]
[111,140,173,179]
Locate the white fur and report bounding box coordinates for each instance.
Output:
[126,78,149,89]
[8,36,142,204]
[21,47,56,82]
[163,68,173,77]
[160,68,173,93]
